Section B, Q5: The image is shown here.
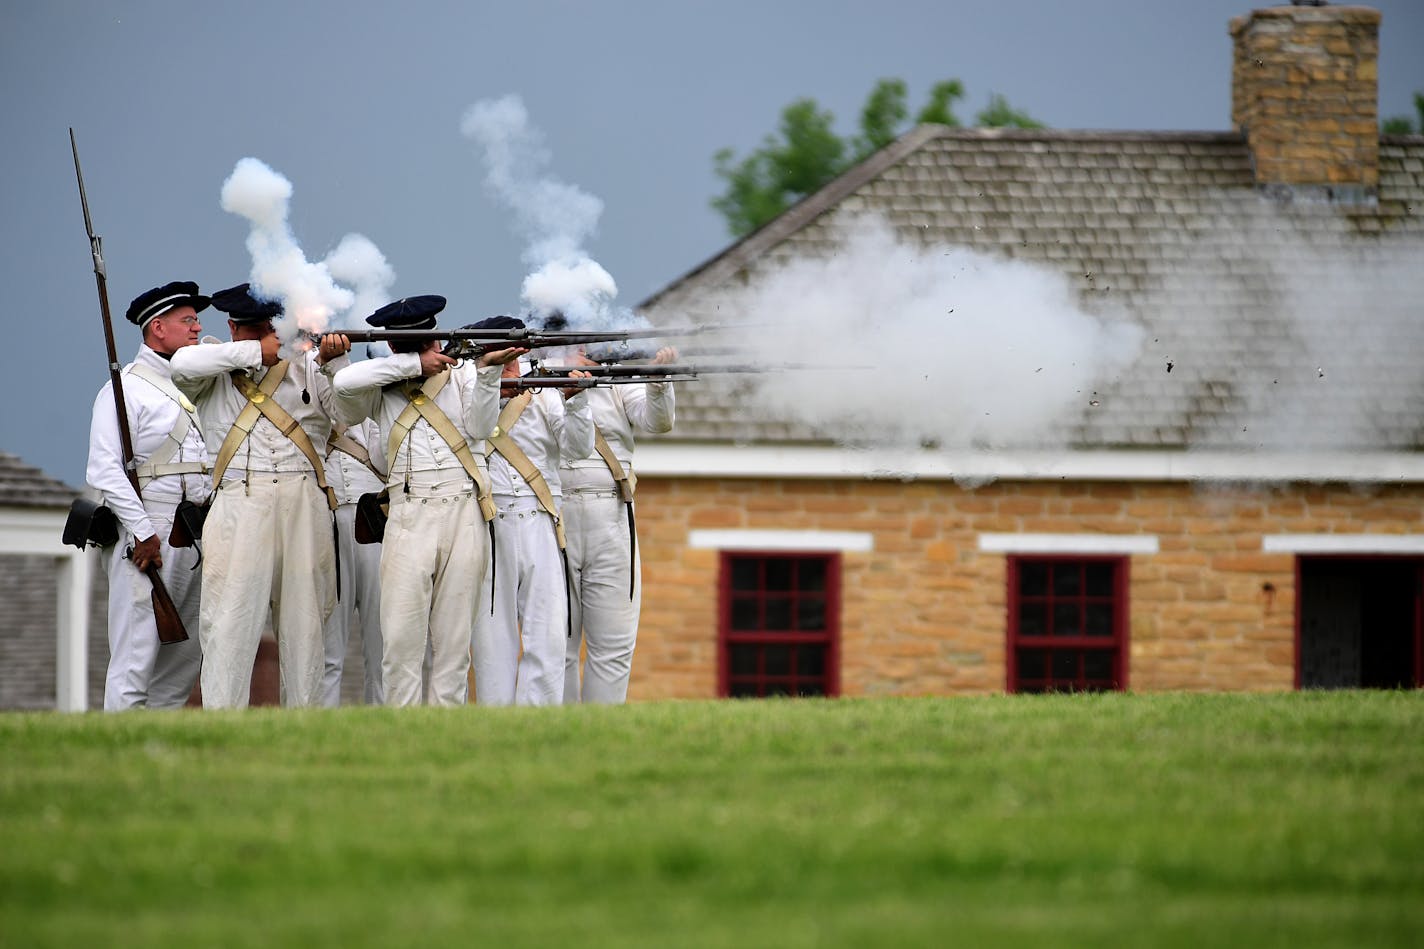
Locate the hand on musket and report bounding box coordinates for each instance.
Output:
[559,368,593,400]
[477,346,528,368]
[130,534,162,572]
[315,333,351,365]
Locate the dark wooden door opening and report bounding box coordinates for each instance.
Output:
[1298,558,1422,689]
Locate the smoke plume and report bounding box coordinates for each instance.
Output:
[685,215,1145,451]
[219,157,396,336]
[460,94,634,330]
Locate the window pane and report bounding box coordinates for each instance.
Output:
[765,560,793,592]
[731,559,759,591]
[800,559,827,592]
[1053,565,1082,596]
[1083,650,1114,682]
[764,645,791,676]
[1020,562,1048,596]
[799,646,825,676]
[1019,602,1047,637]
[730,644,758,676]
[1053,603,1082,637]
[795,597,826,631]
[1017,649,1047,678]
[1085,603,1114,637]
[731,597,759,631]
[765,683,791,697]
[764,597,792,630]
[797,683,825,697]
[1052,650,1079,680]
[729,680,759,698]
[1085,562,1114,597]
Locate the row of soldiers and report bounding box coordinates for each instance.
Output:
[87,280,675,710]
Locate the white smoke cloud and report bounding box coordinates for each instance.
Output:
[1136,196,1424,452]
[683,215,1145,450]
[219,157,359,338]
[461,94,641,331]
[322,233,396,329]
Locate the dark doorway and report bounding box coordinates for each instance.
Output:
[1298,558,1422,689]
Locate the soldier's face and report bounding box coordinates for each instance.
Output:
[229,318,275,341]
[147,305,202,354]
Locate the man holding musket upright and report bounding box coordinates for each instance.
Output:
[171,284,351,708]
[331,296,526,706]
[86,280,211,710]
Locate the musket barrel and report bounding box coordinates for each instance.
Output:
[70,129,188,643]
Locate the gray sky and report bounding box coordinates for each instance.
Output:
[4,0,1422,485]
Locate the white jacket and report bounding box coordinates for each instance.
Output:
[560,380,674,490]
[331,353,501,484]
[170,338,348,483]
[86,345,212,539]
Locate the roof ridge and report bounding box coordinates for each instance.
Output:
[638,125,1254,311]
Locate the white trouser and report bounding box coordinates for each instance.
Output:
[379,478,489,707]
[199,475,335,709]
[471,499,569,706]
[561,491,640,704]
[103,497,203,710]
[321,503,384,706]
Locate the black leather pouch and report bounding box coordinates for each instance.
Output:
[168,497,211,549]
[62,497,120,549]
[354,490,390,544]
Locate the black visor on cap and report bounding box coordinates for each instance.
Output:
[463,314,525,332]
[366,294,446,330]
[125,280,212,328]
[209,283,283,325]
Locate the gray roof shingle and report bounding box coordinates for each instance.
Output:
[0,452,80,509]
[639,127,1424,452]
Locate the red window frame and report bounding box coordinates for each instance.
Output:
[718,551,841,698]
[1007,555,1129,693]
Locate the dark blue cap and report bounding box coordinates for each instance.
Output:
[126,281,211,328]
[463,315,525,332]
[209,284,283,325]
[367,295,446,330]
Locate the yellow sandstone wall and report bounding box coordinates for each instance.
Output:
[629,477,1423,699]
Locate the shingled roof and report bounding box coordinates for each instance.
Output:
[639,126,1424,452]
[0,452,80,509]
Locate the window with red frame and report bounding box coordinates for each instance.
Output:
[1008,557,1127,693]
[720,553,840,697]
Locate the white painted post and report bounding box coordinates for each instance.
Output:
[54,548,92,712]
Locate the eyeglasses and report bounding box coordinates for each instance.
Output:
[161,316,202,326]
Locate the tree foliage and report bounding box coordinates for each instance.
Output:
[1380,91,1424,135]
[713,79,1043,237]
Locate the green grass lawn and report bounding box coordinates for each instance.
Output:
[2,692,1420,947]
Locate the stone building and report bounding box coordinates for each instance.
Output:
[626,4,1424,698]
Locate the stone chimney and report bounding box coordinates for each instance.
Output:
[1230,3,1381,198]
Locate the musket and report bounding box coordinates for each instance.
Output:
[71,129,188,645]
[501,374,701,391]
[529,362,850,377]
[309,325,710,362]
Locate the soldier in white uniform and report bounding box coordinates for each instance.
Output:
[331,296,525,707]
[170,284,351,709]
[321,417,386,705]
[558,346,678,705]
[86,280,211,710]
[470,316,594,707]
